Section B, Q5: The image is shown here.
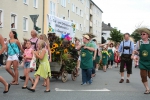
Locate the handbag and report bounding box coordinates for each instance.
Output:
[30,54,36,70]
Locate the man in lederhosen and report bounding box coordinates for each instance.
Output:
[134,28,150,94]
[118,33,134,83]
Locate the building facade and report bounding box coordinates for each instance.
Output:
[43,0,58,35]
[0,0,44,41]
[56,0,90,40]
[44,0,103,43]
[89,0,103,43]
[102,22,113,43]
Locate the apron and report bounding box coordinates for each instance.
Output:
[102,51,108,65]
[108,49,114,61]
[80,47,93,69]
[139,41,150,71]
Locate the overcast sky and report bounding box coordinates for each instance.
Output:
[93,0,150,34]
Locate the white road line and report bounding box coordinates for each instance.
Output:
[55,88,111,91]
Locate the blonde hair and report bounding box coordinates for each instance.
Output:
[38,40,46,50]
[40,34,49,44]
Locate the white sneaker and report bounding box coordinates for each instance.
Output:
[96,69,98,71]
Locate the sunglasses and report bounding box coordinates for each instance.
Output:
[141,33,146,36]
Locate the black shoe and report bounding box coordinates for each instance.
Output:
[22,86,27,89]
[44,90,50,92]
[3,84,11,94]
[27,87,35,92]
[20,76,26,80]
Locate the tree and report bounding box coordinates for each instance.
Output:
[131,31,141,43]
[107,29,123,44]
[101,36,106,44]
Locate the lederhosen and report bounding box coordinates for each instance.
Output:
[138,40,150,82]
[120,41,132,74]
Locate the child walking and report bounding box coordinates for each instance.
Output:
[27,40,51,92]
[102,46,109,72]
[22,40,34,89]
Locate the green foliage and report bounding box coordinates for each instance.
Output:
[131,31,141,43]
[108,29,123,44]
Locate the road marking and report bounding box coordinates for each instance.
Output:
[55,88,110,91]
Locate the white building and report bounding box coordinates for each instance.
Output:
[102,22,113,43]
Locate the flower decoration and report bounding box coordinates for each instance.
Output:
[64,49,68,53]
[56,51,60,55]
[52,43,58,48]
[51,48,55,53]
[71,43,75,47]
[48,33,79,71]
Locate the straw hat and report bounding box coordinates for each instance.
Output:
[103,45,107,49]
[136,27,150,35]
[83,35,90,40]
[83,33,96,39]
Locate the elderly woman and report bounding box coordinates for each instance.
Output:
[134,27,150,94]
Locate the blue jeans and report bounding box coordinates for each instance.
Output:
[92,61,96,74]
[82,69,92,84]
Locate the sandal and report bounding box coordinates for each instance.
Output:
[144,90,150,94]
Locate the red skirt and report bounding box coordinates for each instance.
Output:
[114,53,121,63]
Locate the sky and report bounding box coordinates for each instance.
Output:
[93,0,150,34]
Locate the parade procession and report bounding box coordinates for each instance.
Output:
[0,0,150,100]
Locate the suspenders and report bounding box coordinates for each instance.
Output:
[123,41,131,54]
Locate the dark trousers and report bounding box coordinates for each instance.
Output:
[82,69,92,83]
[0,54,4,65]
[92,61,96,74]
[108,60,113,66]
[120,54,132,74]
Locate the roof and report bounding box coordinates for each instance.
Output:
[90,0,103,13]
[102,22,113,31]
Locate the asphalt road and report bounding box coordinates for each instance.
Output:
[0,65,150,100]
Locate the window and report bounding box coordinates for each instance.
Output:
[61,0,66,7]
[76,22,79,30]
[68,10,70,18]
[86,0,89,8]
[86,15,89,20]
[76,7,78,14]
[80,10,83,17]
[84,20,86,27]
[50,1,55,15]
[23,0,28,5]
[23,17,28,31]
[33,0,38,8]
[80,0,84,3]
[68,0,70,3]
[11,14,17,29]
[72,4,75,12]
[0,10,3,27]
[80,24,82,31]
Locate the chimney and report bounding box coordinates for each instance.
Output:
[108,23,111,27]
